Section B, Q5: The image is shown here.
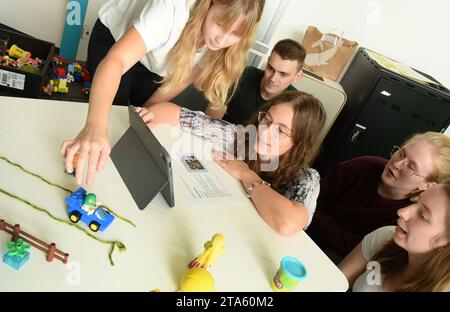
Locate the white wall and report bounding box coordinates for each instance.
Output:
[0,0,108,61]
[269,0,450,88]
[0,0,66,47]
[1,0,449,88]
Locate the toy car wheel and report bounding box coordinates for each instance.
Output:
[69,211,82,223]
[89,221,100,232]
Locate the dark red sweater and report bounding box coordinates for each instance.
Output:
[307,156,411,257]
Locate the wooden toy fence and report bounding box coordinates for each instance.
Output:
[0,219,69,264]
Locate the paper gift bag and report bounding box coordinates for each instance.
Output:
[302,26,358,81]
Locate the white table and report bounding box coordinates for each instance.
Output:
[0,96,348,291]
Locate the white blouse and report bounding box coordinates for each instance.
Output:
[99,0,204,76]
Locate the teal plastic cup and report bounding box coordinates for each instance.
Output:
[270,256,307,291]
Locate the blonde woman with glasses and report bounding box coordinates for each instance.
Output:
[61,0,265,185]
[307,132,450,262]
[136,91,326,236]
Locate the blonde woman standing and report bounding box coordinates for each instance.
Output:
[61,0,265,185]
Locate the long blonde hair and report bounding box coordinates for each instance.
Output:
[403,132,450,183]
[372,184,450,291]
[161,0,265,110]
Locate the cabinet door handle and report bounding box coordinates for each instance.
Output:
[348,124,367,143]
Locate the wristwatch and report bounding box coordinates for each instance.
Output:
[246,180,271,198]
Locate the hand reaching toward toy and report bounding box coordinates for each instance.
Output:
[61,123,111,185]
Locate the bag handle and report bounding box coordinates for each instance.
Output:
[313,29,344,50]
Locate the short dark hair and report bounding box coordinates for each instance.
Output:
[272,39,306,71]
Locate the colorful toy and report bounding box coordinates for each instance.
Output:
[81,69,92,95]
[17,56,42,68]
[83,193,97,215]
[74,63,82,72]
[66,73,74,83]
[64,153,78,176]
[3,238,30,270]
[28,57,42,66]
[56,68,66,78]
[67,64,75,74]
[42,82,54,96]
[0,55,18,67]
[1,43,42,72]
[178,233,224,292]
[82,80,92,96]
[74,72,83,82]
[189,233,224,269]
[53,78,69,93]
[9,44,31,59]
[0,219,69,265]
[179,268,215,292]
[270,256,307,292]
[20,63,39,73]
[52,54,67,66]
[41,59,91,96]
[65,188,115,232]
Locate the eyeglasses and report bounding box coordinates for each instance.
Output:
[389,145,427,178]
[257,111,292,140]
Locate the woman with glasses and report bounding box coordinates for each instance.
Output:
[307,132,450,262]
[339,184,450,292]
[136,91,326,236]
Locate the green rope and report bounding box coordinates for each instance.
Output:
[0,187,126,266]
[0,155,72,193]
[0,155,136,228]
[97,204,135,228]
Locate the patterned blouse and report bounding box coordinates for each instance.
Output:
[179,108,320,228]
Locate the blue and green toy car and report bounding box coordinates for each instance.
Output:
[65,188,115,232]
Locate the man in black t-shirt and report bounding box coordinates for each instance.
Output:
[220,39,306,125]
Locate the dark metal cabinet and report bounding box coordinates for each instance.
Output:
[315,48,450,176]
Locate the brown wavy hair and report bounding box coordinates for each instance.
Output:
[240,91,326,190]
[161,0,265,110]
[371,184,450,291]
